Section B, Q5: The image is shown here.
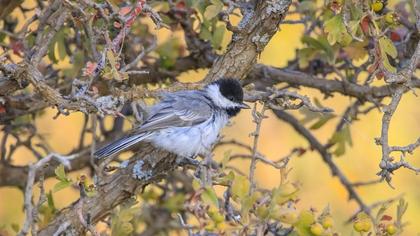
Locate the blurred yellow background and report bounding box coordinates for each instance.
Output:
[1,0,419,235]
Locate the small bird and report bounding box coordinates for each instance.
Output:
[94,78,250,159]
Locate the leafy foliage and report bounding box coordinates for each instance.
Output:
[0,0,418,235]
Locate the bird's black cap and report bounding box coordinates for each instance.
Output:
[213,78,244,104]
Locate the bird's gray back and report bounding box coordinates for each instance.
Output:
[134,90,214,133]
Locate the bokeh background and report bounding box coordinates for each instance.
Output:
[1,0,419,235]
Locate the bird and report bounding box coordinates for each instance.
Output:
[94,78,250,160]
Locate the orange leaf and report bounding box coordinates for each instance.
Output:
[390,31,401,42]
[360,16,370,35]
[119,6,132,16]
[381,215,393,221]
[114,21,122,28]
[82,61,98,77]
[176,1,186,9]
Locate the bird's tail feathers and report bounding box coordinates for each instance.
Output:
[94,133,150,159]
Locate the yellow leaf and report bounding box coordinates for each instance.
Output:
[192,179,201,191]
[204,0,223,19]
[106,50,121,81]
[379,36,397,58]
[343,41,368,61]
[231,175,250,200]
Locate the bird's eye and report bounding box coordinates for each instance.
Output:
[227,96,234,101]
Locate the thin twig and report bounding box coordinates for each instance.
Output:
[274,110,371,216]
[18,153,74,236]
[249,103,267,193]
[177,213,193,236]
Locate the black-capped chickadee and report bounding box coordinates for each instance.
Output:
[94,78,250,159]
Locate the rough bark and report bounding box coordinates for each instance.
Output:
[35,0,294,234]
[38,145,177,235]
[204,0,291,82]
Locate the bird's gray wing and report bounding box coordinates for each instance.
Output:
[94,91,212,159]
[134,91,213,133]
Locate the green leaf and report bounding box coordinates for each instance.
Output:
[11,223,19,233]
[298,1,317,13]
[163,193,185,213]
[188,0,208,15]
[156,38,181,69]
[63,51,85,77]
[379,36,397,73]
[202,186,219,208]
[12,114,32,127]
[119,209,134,222]
[324,15,352,46]
[54,164,67,181]
[309,114,335,130]
[203,0,223,20]
[349,4,363,20]
[257,205,270,219]
[211,24,225,49]
[240,193,258,224]
[53,180,72,193]
[47,28,68,63]
[26,33,36,48]
[48,43,58,63]
[111,205,142,236]
[119,222,134,235]
[379,36,397,58]
[199,24,212,41]
[396,198,408,225]
[293,210,316,235]
[272,183,299,205]
[214,170,235,185]
[192,178,201,191]
[56,29,67,60]
[46,191,56,212]
[301,36,334,61]
[106,50,122,81]
[329,125,352,156]
[0,32,6,43]
[231,175,250,200]
[221,151,231,169]
[299,107,322,124]
[382,55,397,73]
[297,48,318,68]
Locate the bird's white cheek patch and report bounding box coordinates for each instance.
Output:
[206,84,238,108]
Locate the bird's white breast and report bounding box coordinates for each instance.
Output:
[148,112,229,157]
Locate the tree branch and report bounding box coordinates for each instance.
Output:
[246,65,420,101]
[38,145,177,235]
[19,153,74,236]
[204,0,292,82]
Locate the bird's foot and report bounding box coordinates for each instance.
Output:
[176,155,200,167]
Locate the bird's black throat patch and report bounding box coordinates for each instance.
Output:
[225,107,241,117]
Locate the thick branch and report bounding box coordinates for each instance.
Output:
[205,0,292,82]
[38,145,178,235]
[35,1,295,233]
[246,65,420,101]
[376,40,420,185]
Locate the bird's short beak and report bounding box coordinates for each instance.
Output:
[239,102,251,109]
